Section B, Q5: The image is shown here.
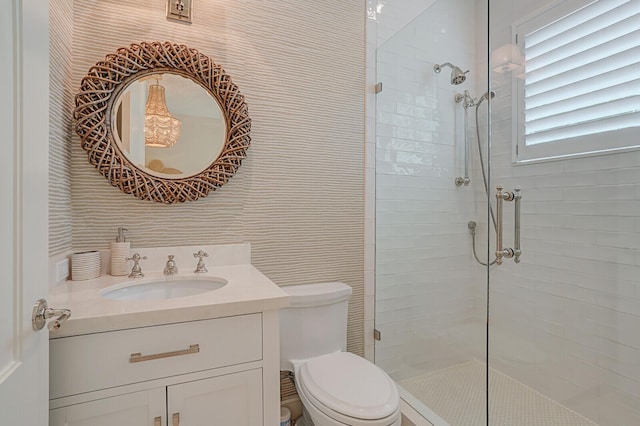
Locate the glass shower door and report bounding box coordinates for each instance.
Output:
[374,0,490,423]
[487,0,640,424]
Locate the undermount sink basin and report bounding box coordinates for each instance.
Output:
[99,276,228,301]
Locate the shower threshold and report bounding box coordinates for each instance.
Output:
[397,360,597,426]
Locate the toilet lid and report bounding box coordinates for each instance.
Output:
[298,352,399,420]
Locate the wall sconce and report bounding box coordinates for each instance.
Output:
[167,0,193,24]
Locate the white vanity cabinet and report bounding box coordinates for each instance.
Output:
[49,311,281,426]
[49,388,166,426]
[167,369,263,425]
[50,370,262,426]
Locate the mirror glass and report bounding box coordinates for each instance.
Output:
[112,72,227,178]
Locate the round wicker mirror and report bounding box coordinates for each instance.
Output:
[74,41,251,204]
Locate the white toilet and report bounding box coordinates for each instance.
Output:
[280,282,401,426]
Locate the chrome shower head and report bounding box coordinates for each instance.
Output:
[433,62,469,85]
[476,90,497,106]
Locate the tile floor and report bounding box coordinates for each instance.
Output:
[398,360,597,426]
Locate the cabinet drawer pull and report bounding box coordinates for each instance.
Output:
[154,416,162,426]
[129,344,200,363]
[172,412,180,426]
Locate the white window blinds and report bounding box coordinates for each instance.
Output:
[513,0,640,161]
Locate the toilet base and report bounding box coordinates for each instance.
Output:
[295,408,314,426]
[297,399,402,426]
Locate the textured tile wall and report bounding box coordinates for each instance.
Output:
[49,0,74,256]
[49,0,366,357]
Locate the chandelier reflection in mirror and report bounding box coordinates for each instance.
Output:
[144,76,182,148]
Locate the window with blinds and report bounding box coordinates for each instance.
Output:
[513,0,640,162]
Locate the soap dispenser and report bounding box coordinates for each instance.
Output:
[110,227,130,276]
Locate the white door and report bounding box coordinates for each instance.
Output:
[0,1,51,425]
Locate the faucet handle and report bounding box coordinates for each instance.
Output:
[193,250,209,273]
[126,253,147,278]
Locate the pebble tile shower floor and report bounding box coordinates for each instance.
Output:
[398,360,596,426]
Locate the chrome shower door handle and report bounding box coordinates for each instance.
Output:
[495,184,515,265]
[496,185,503,264]
[514,187,522,263]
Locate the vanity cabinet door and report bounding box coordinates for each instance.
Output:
[49,387,166,426]
[167,369,263,426]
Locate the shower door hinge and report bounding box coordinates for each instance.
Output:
[374,329,381,341]
[375,82,383,94]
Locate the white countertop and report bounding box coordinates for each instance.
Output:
[49,264,289,338]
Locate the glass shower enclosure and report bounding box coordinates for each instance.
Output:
[374,0,640,424]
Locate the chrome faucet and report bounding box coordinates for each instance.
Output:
[126,253,147,278]
[193,250,209,273]
[164,255,178,275]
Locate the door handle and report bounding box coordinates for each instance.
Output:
[495,185,522,265]
[513,187,522,263]
[32,299,71,331]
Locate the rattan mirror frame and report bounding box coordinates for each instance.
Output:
[74,41,251,204]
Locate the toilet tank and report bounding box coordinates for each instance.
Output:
[280,282,353,371]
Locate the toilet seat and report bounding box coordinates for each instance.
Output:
[297,352,400,424]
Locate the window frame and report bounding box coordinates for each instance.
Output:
[511,0,640,164]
